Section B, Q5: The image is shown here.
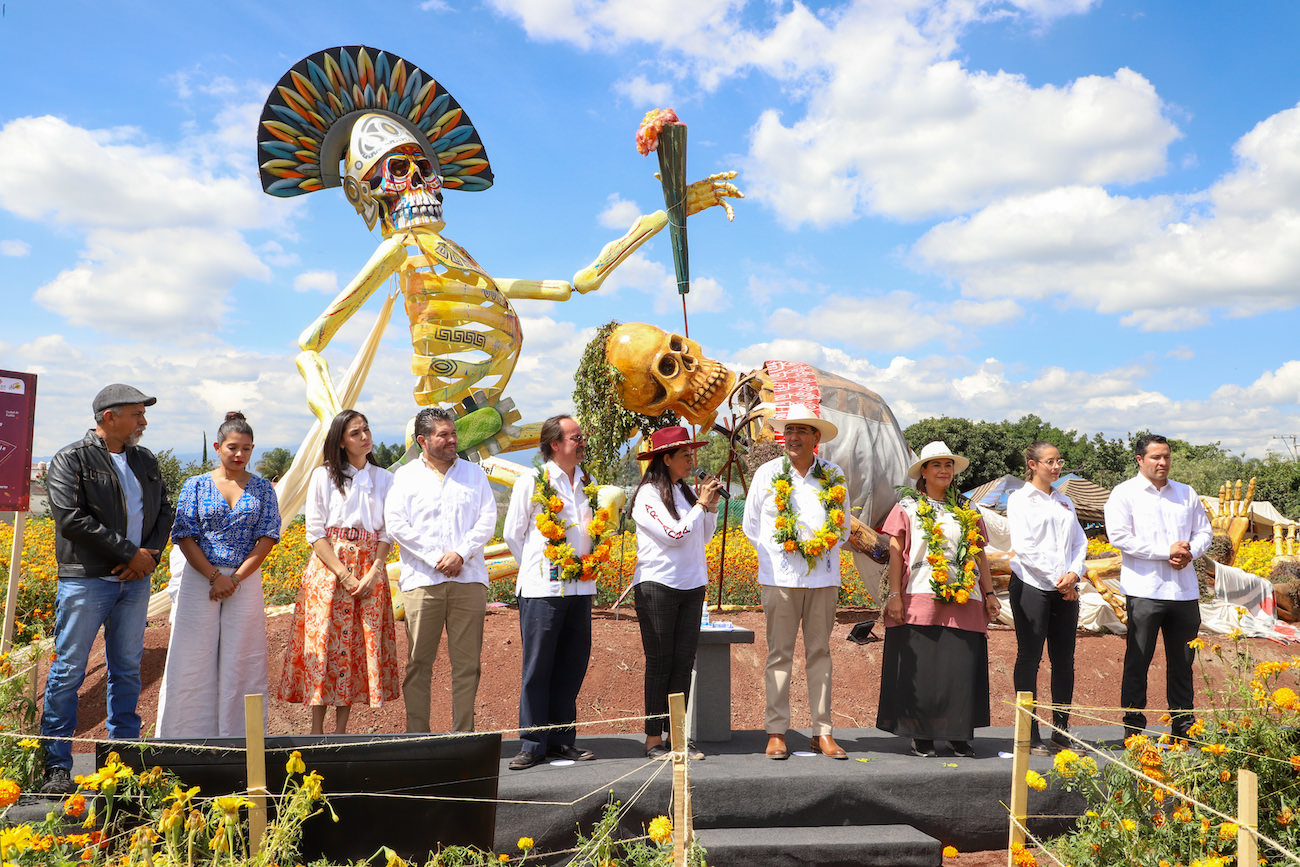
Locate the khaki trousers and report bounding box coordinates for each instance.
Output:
[760,584,837,735]
[403,581,487,732]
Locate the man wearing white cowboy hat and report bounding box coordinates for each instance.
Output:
[743,404,852,760]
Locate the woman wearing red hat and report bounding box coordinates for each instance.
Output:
[630,426,723,760]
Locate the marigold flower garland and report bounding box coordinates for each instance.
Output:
[771,458,848,574]
[897,485,983,604]
[531,461,616,583]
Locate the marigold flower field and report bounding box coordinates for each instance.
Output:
[1,517,875,648]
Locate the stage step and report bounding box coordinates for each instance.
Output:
[695,823,942,867]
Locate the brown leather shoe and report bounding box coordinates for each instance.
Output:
[811,734,848,759]
[765,733,789,760]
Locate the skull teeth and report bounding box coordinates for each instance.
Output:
[685,363,726,410]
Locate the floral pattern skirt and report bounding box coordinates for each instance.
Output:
[276,532,401,706]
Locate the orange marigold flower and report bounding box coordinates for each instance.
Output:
[783,540,797,553]
[0,779,20,808]
[942,845,958,858]
[955,589,970,604]
[1272,686,1300,711]
[1290,755,1300,773]
[64,793,87,818]
[1201,743,1228,756]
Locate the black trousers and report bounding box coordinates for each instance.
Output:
[1121,596,1200,737]
[634,582,706,737]
[517,595,592,756]
[1009,576,1079,741]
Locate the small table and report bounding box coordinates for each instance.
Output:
[691,625,756,742]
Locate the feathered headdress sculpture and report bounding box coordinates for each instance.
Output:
[257,45,493,198]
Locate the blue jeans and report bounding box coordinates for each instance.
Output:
[41,577,150,770]
[517,595,591,756]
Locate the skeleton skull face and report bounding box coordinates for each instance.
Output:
[342,113,445,235]
[606,322,735,424]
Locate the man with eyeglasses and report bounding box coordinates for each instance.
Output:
[502,415,599,769]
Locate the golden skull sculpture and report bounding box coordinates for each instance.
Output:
[605,322,736,425]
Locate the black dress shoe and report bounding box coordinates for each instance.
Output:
[509,751,545,770]
[910,739,937,758]
[547,744,595,761]
[950,740,976,758]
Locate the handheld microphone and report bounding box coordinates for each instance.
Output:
[695,468,731,499]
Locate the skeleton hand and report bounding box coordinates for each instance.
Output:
[1201,477,1255,552]
[684,171,743,221]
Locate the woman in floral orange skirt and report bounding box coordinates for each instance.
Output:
[277,410,400,733]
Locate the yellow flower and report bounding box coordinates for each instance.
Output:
[64,792,87,818]
[1201,743,1228,756]
[16,738,39,750]
[215,795,253,819]
[955,589,969,604]
[1188,636,1206,650]
[1272,686,1300,711]
[286,750,306,775]
[1188,718,1205,738]
[1255,660,1287,679]
[1219,821,1238,840]
[1025,770,1047,791]
[517,837,534,851]
[1228,627,1244,641]
[648,815,673,844]
[548,495,564,514]
[499,855,509,863]
[943,844,958,857]
[1053,749,1079,777]
[1121,818,1137,831]
[0,780,19,808]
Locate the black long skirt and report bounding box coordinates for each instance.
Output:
[876,624,991,741]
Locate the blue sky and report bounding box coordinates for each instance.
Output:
[4,0,1299,466]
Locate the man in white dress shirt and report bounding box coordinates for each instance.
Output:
[385,407,497,732]
[502,414,598,769]
[1104,433,1212,741]
[743,404,851,761]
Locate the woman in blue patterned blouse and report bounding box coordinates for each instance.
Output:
[157,412,281,738]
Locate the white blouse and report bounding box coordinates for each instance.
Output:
[1007,484,1087,594]
[632,483,717,591]
[305,462,394,544]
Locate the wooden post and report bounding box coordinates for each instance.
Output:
[1238,768,1258,866]
[1007,690,1033,866]
[244,694,268,855]
[669,692,691,867]
[2,512,27,656]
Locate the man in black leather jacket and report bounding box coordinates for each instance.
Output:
[39,384,173,794]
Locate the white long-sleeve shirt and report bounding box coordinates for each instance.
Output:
[1007,484,1087,594]
[743,456,849,589]
[632,483,717,591]
[305,463,394,544]
[384,457,497,591]
[1104,474,1213,601]
[502,461,595,598]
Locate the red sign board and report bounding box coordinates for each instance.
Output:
[0,372,37,512]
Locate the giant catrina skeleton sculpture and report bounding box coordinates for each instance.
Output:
[257,46,740,520]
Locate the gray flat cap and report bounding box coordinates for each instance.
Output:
[93,384,157,414]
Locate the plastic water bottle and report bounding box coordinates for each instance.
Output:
[700,604,711,628]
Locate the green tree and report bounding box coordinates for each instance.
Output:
[255,447,294,482]
[372,441,406,469]
[903,417,1019,488]
[156,448,215,505]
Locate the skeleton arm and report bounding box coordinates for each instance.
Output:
[296,236,409,425]
[497,172,743,301]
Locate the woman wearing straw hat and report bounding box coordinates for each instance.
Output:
[878,441,1000,758]
[630,426,723,760]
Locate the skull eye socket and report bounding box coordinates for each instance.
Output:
[414,158,434,177]
[386,156,413,177]
[669,335,684,352]
[658,355,679,377]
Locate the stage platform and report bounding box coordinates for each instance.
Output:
[39,725,1113,863]
[489,725,1108,858]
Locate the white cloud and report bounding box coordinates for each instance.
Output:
[597,194,642,230]
[1,239,29,256]
[614,74,674,107]
[1166,345,1194,361]
[293,271,339,294]
[766,291,1020,351]
[915,104,1300,328]
[32,227,269,333]
[724,338,1298,457]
